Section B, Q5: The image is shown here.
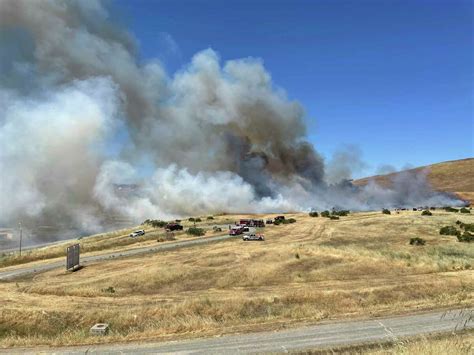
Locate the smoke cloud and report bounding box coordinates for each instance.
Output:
[0,0,462,242]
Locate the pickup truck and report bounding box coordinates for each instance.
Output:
[242,233,264,241]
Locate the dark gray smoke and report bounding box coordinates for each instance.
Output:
[0,0,462,239]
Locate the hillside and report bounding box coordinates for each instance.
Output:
[0,210,473,347]
[354,158,474,204]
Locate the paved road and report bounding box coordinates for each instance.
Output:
[3,308,472,354]
[0,233,238,281]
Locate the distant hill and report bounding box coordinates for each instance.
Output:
[354,158,474,205]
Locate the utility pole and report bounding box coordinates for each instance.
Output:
[19,222,22,256]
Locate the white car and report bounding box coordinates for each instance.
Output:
[129,229,145,238]
[242,233,264,241]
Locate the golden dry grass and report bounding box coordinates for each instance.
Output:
[367,331,474,355]
[0,210,473,348]
[292,330,474,354]
[0,215,236,269]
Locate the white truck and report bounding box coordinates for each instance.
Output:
[242,233,264,241]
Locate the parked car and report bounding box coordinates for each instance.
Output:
[242,233,264,241]
[274,215,285,221]
[266,219,273,224]
[242,226,250,232]
[129,229,145,238]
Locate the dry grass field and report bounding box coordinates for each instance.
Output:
[293,330,474,354]
[366,331,474,355]
[354,158,474,205]
[0,215,235,269]
[0,210,473,348]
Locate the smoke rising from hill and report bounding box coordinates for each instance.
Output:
[0,0,462,236]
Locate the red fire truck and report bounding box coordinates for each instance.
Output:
[229,225,245,235]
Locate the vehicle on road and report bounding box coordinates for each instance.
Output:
[129,230,145,238]
[166,223,183,231]
[242,233,264,241]
[229,226,244,235]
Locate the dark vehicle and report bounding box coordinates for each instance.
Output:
[166,223,183,231]
[129,229,145,238]
[266,219,273,224]
[242,233,265,241]
[275,215,285,221]
[240,219,265,227]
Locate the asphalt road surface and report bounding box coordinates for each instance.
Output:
[0,233,239,280]
[3,308,472,354]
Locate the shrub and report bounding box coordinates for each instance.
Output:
[274,220,281,225]
[102,286,116,294]
[295,253,300,259]
[382,209,391,215]
[457,232,474,242]
[207,216,214,220]
[175,219,181,223]
[288,218,296,223]
[460,223,474,233]
[195,218,202,222]
[409,237,426,246]
[321,210,330,218]
[186,227,205,236]
[309,211,319,217]
[329,216,339,220]
[421,210,432,216]
[332,210,349,216]
[439,226,460,236]
[444,207,459,213]
[188,217,195,222]
[460,207,470,214]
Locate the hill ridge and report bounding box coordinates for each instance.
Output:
[354,157,474,205]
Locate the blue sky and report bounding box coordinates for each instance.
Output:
[115,0,473,177]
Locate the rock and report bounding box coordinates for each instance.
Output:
[90,323,109,335]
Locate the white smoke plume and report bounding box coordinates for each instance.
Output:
[0,0,462,241]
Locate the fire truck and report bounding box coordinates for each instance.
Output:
[229,225,245,235]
